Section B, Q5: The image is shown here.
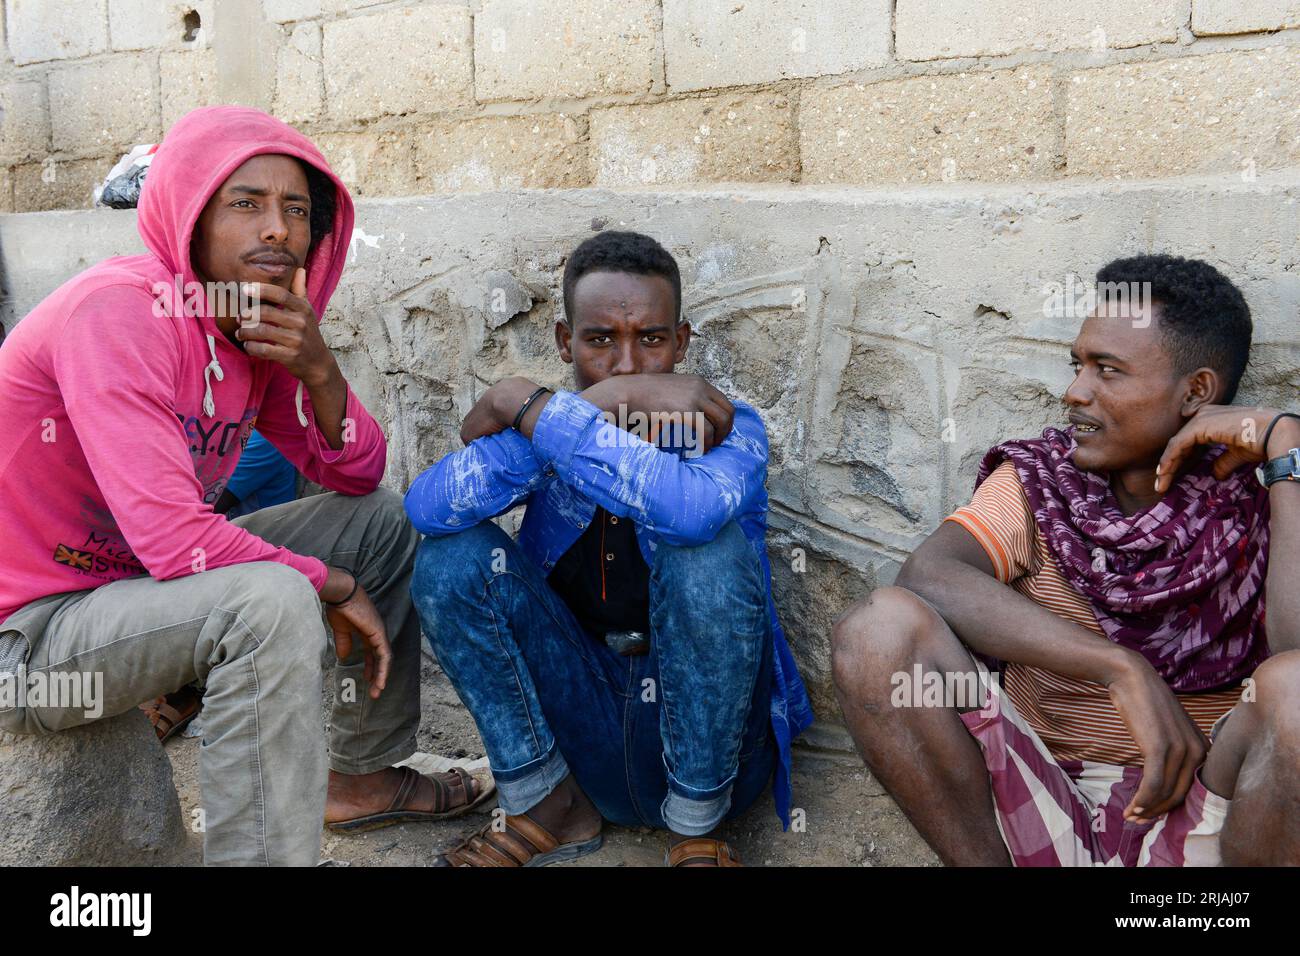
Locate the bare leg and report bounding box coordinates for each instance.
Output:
[832,586,1011,866]
[1202,650,1300,866]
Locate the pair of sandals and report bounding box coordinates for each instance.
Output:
[141,689,737,866]
[437,813,741,867]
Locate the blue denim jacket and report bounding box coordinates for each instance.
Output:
[405,389,814,828]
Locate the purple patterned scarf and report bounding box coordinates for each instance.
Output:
[977,428,1270,692]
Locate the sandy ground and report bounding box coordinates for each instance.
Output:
[165,654,938,867]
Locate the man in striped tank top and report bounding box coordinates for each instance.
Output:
[832,255,1298,866]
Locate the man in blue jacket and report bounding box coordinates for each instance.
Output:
[405,230,812,867]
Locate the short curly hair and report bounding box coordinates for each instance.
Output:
[298,159,337,252]
[561,230,682,327]
[1096,254,1252,404]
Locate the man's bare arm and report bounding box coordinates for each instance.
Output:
[896,523,1134,683]
[897,521,1208,823]
[1261,417,1300,652]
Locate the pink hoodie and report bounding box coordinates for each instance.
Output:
[0,106,386,624]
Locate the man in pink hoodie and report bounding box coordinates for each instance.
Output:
[0,107,490,865]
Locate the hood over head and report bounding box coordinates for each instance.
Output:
[137,105,356,423]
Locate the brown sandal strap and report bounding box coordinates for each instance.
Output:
[139,697,182,732]
[471,833,528,867]
[504,814,559,855]
[443,814,560,868]
[384,767,421,814]
[667,838,743,867]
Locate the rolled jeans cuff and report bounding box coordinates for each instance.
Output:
[493,744,571,816]
[661,785,734,836]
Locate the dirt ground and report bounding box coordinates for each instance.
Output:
[165,653,938,867]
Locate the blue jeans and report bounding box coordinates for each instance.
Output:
[411,519,776,836]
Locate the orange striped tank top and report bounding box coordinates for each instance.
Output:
[945,461,1241,766]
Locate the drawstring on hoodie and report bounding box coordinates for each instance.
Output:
[202,334,224,418]
[202,335,310,427]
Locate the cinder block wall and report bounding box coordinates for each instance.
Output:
[2,1,1299,211]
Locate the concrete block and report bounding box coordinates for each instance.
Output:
[1065,47,1300,179]
[664,0,891,92]
[1193,0,1300,35]
[263,0,322,22]
[50,54,161,156]
[474,0,659,101]
[896,0,1183,61]
[801,66,1055,185]
[12,157,106,211]
[274,21,322,123]
[315,128,416,197]
[109,0,171,49]
[413,114,587,192]
[6,0,109,64]
[0,80,49,165]
[108,0,212,49]
[592,92,796,187]
[323,4,472,121]
[160,48,219,132]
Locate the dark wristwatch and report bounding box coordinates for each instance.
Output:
[1257,447,1300,488]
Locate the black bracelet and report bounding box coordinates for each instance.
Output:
[512,386,552,431]
[324,570,360,607]
[1262,412,1300,457]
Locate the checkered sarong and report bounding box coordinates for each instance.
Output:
[960,663,1229,866]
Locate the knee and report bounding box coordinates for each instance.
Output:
[1246,650,1300,733]
[652,521,765,623]
[412,522,511,602]
[831,586,933,696]
[227,561,319,616]
[219,562,323,656]
[362,486,420,547]
[654,520,758,584]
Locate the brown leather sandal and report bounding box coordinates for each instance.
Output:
[666,838,743,867]
[326,765,497,833]
[138,685,202,743]
[436,812,603,867]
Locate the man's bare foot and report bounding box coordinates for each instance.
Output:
[520,773,603,844]
[324,766,481,824]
